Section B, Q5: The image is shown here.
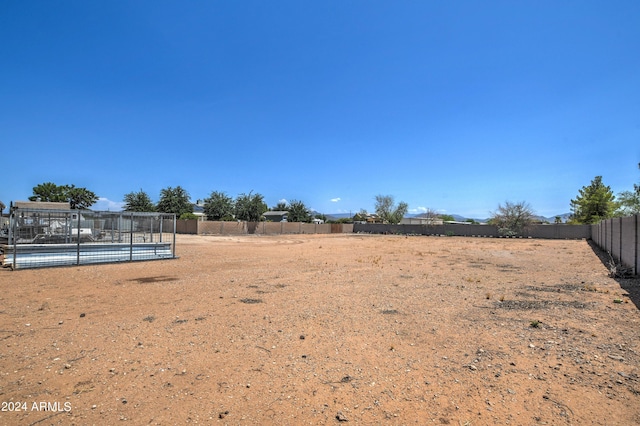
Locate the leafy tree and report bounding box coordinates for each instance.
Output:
[439,214,455,222]
[490,201,535,236]
[29,182,69,202]
[29,182,98,209]
[157,186,193,217]
[374,194,408,224]
[554,216,563,224]
[617,191,640,216]
[179,212,199,220]
[287,200,312,222]
[272,201,288,211]
[203,191,235,221]
[234,192,267,222]
[616,163,640,216]
[66,186,99,209]
[123,189,155,212]
[569,176,617,224]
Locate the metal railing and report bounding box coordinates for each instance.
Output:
[2,208,176,269]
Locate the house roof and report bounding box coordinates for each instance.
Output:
[263,211,288,216]
[12,201,72,210]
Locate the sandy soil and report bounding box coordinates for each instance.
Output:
[1,234,639,425]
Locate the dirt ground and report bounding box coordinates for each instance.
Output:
[1,234,639,425]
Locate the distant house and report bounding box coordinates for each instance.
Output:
[263,211,288,222]
[312,218,324,224]
[192,201,206,220]
[400,217,444,225]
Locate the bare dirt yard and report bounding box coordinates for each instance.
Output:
[1,234,639,425]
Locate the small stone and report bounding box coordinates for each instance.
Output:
[80,313,86,318]
[336,411,349,422]
[58,321,64,325]
[469,365,478,371]
[64,364,71,369]
[300,335,305,340]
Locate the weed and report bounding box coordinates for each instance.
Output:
[530,320,540,328]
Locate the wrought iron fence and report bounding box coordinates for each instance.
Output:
[1,207,176,269]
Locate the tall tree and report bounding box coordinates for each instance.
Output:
[570,176,617,224]
[374,194,408,224]
[616,163,640,216]
[489,201,535,236]
[203,191,235,221]
[123,189,156,212]
[234,192,267,222]
[287,200,312,222]
[157,186,193,217]
[29,182,71,202]
[29,182,98,209]
[66,186,99,209]
[272,201,288,211]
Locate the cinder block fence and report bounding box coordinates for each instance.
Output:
[591,215,639,275]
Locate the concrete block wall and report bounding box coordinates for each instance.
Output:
[353,223,590,239]
[174,220,352,236]
[591,215,639,275]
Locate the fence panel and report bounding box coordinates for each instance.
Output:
[620,216,637,274]
[2,208,176,270]
[611,218,621,262]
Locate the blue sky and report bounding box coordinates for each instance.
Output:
[1,1,639,218]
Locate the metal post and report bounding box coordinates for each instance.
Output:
[76,212,81,266]
[11,210,17,270]
[635,214,638,276]
[130,212,134,261]
[172,214,176,258]
[159,215,163,242]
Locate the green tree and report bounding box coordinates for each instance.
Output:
[29,182,69,202]
[287,200,312,222]
[616,163,640,216]
[157,186,193,217]
[554,216,563,224]
[569,176,617,224]
[123,189,155,212]
[66,186,99,209]
[179,212,199,220]
[203,191,235,221]
[272,201,288,211]
[490,201,535,236]
[29,182,98,209]
[374,194,408,224]
[234,192,267,222]
[439,214,455,222]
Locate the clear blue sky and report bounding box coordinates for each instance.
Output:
[2,1,639,218]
